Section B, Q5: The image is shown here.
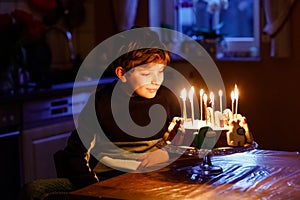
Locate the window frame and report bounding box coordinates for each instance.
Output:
[220,0,260,55]
[149,0,260,59]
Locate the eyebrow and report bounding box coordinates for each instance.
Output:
[135,64,165,72]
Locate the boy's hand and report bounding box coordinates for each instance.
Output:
[137,149,169,168]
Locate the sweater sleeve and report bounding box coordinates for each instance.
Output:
[64,131,99,187]
[63,130,99,188]
[63,92,101,188]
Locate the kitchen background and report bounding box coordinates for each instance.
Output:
[0,0,299,199]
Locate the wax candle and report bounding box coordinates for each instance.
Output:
[234,84,239,118]
[210,92,214,107]
[199,89,204,121]
[231,91,235,119]
[203,93,208,124]
[180,89,187,121]
[189,87,195,124]
[210,92,215,126]
[218,90,223,113]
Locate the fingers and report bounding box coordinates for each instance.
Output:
[136,154,147,161]
[136,149,170,169]
[139,159,150,168]
[137,155,150,169]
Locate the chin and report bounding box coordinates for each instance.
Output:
[143,92,157,99]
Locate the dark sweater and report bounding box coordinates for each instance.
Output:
[64,81,181,188]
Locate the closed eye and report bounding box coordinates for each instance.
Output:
[141,73,150,76]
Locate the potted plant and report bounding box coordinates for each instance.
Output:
[195,0,229,57]
[0,9,50,91]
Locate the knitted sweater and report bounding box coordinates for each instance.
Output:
[63,81,181,188]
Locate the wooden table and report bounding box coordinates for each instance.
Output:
[66,149,300,200]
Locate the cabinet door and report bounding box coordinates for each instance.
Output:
[22,120,74,184]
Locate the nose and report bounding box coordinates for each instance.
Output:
[151,72,162,85]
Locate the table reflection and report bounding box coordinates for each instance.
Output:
[67,149,300,200]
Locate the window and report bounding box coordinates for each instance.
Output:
[149,0,260,59]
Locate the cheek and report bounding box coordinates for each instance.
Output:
[158,73,164,82]
[136,76,152,86]
[129,76,149,90]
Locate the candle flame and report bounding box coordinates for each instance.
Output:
[180,88,187,100]
[189,86,194,101]
[234,84,239,99]
[200,89,204,96]
[231,91,235,101]
[210,92,214,104]
[203,93,208,105]
[218,90,222,96]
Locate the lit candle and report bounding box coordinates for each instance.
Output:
[203,93,208,124]
[231,91,235,119]
[210,92,215,126]
[218,90,223,113]
[189,86,195,124]
[210,92,214,108]
[199,89,204,121]
[234,84,239,118]
[180,89,187,121]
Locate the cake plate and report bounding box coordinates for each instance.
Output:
[166,141,258,181]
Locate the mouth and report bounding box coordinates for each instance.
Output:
[146,88,158,93]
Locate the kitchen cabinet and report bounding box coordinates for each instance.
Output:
[22,120,74,183]
[21,91,91,184]
[0,78,114,187]
[0,102,22,200]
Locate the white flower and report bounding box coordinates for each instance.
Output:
[203,0,229,14]
[220,0,229,9]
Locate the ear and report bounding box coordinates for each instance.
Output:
[115,66,127,82]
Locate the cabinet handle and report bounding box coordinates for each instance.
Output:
[0,131,20,138]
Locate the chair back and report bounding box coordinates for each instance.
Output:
[53,150,67,178]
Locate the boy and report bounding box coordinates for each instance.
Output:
[63,27,181,188]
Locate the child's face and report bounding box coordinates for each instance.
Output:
[126,63,165,99]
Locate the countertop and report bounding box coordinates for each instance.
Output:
[0,77,116,104]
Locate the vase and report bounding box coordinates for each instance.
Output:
[0,64,32,93]
[15,67,30,88]
[0,65,15,93]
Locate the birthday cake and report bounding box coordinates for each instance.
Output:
[165,109,254,149]
[164,85,254,149]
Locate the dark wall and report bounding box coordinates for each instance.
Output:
[94,0,149,43]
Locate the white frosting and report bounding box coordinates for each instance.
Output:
[183,119,206,129]
[183,119,225,131]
